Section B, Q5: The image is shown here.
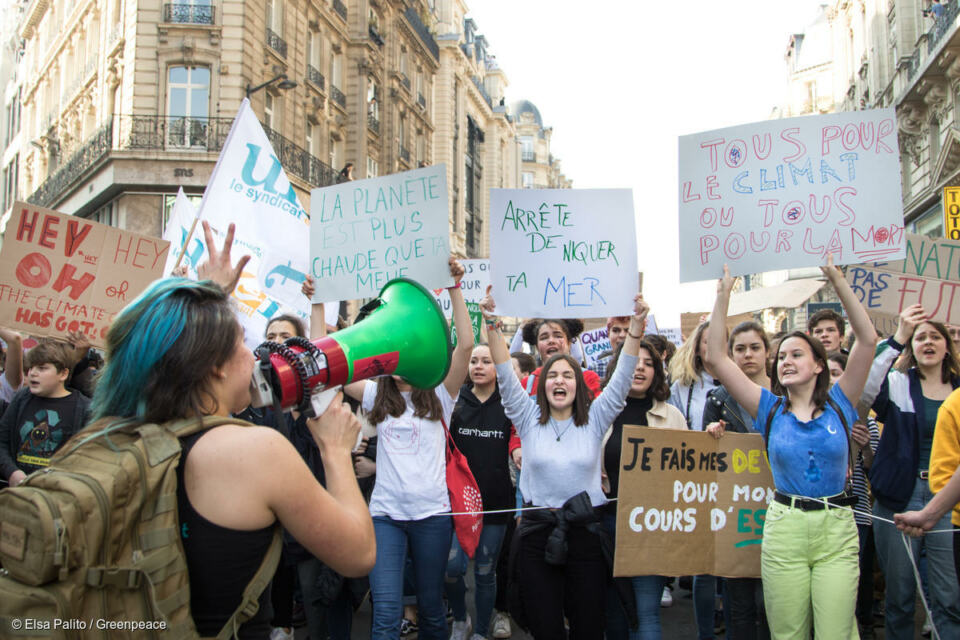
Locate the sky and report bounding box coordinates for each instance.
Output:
[465,0,829,329]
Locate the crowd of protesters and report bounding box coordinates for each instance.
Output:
[2,237,960,640]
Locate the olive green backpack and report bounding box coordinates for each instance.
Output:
[0,415,281,639]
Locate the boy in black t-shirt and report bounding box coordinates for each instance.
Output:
[0,341,91,486]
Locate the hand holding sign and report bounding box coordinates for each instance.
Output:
[449,256,466,286]
[479,285,496,321]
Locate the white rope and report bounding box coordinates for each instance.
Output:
[446,498,617,517]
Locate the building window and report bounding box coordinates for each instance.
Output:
[306,120,319,157]
[2,155,19,213]
[367,156,378,178]
[398,114,406,150]
[264,93,277,130]
[162,192,203,232]
[329,135,341,171]
[465,116,483,256]
[522,171,534,189]
[266,0,283,35]
[367,77,379,119]
[416,132,425,165]
[5,88,21,147]
[520,136,534,162]
[929,118,941,169]
[90,201,117,227]
[308,30,322,69]
[167,66,210,147]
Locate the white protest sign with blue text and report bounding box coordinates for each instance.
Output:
[489,189,638,318]
[309,164,452,302]
[678,109,904,282]
[431,259,490,316]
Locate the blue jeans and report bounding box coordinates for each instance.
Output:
[694,575,722,640]
[602,512,665,640]
[369,515,452,640]
[445,523,507,636]
[874,479,960,640]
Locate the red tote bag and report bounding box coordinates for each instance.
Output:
[441,418,483,557]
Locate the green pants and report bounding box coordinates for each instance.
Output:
[761,500,860,639]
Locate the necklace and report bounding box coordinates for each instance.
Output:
[549,417,574,442]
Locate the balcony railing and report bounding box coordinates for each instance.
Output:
[404,7,439,61]
[369,25,384,47]
[400,73,411,91]
[929,2,960,54]
[307,65,325,90]
[471,75,492,108]
[521,151,536,162]
[122,114,233,152]
[28,122,112,208]
[367,114,380,135]
[266,28,287,58]
[263,125,338,188]
[417,93,426,109]
[163,3,215,25]
[399,146,410,162]
[330,85,346,108]
[333,0,347,21]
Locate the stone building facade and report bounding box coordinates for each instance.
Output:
[513,99,571,191]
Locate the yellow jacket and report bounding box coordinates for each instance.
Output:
[930,387,960,527]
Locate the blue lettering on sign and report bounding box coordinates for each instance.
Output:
[848,267,890,309]
[264,261,306,289]
[241,144,298,205]
[543,276,607,308]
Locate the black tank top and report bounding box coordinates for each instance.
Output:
[177,429,275,639]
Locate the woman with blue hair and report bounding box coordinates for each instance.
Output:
[90,221,376,638]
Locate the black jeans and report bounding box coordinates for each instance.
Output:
[519,525,606,640]
[724,578,769,640]
[856,524,876,626]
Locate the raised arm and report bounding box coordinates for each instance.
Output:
[825,256,878,404]
[480,285,510,366]
[703,265,762,420]
[444,258,473,397]
[590,294,648,430]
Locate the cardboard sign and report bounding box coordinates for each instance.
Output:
[845,266,959,324]
[309,165,452,302]
[0,202,170,347]
[678,109,904,282]
[489,189,638,318]
[431,259,491,316]
[865,232,960,282]
[614,427,774,578]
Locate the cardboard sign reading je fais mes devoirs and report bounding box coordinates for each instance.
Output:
[615,427,774,578]
[489,189,638,318]
[0,202,170,347]
[678,109,904,282]
[309,165,453,303]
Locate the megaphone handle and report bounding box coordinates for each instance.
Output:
[308,386,365,452]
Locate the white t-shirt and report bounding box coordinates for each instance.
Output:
[364,382,457,520]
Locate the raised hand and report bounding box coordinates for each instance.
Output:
[893,304,927,345]
[479,284,497,321]
[449,256,465,285]
[717,264,735,297]
[197,221,251,295]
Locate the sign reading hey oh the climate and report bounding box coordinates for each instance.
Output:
[615,427,774,578]
[678,109,904,282]
[489,189,638,318]
[0,202,169,347]
[310,165,452,302]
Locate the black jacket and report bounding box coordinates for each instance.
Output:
[450,383,513,525]
[702,385,756,433]
[0,386,91,479]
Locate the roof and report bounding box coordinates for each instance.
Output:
[727,277,827,316]
[511,99,543,127]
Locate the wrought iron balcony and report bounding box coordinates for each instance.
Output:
[368,114,380,135]
[263,125,338,188]
[403,7,439,61]
[28,122,112,208]
[122,114,233,151]
[417,93,426,109]
[330,85,346,108]
[307,65,325,90]
[521,151,536,162]
[400,73,411,91]
[369,25,384,47]
[266,28,287,58]
[333,0,347,22]
[163,3,215,25]
[928,2,960,54]
[399,146,410,162]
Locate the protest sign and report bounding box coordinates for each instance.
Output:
[678,109,904,282]
[0,202,170,347]
[844,232,960,325]
[658,327,683,347]
[431,259,491,315]
[489,189,638,318]
[614,426,774,578]
[163,187,200,276]
[309,165,452,302]
[579,315,659,370]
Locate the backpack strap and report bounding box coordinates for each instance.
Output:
[763,397,783,462]
[824,395,855,492]
[210,524,283,640]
